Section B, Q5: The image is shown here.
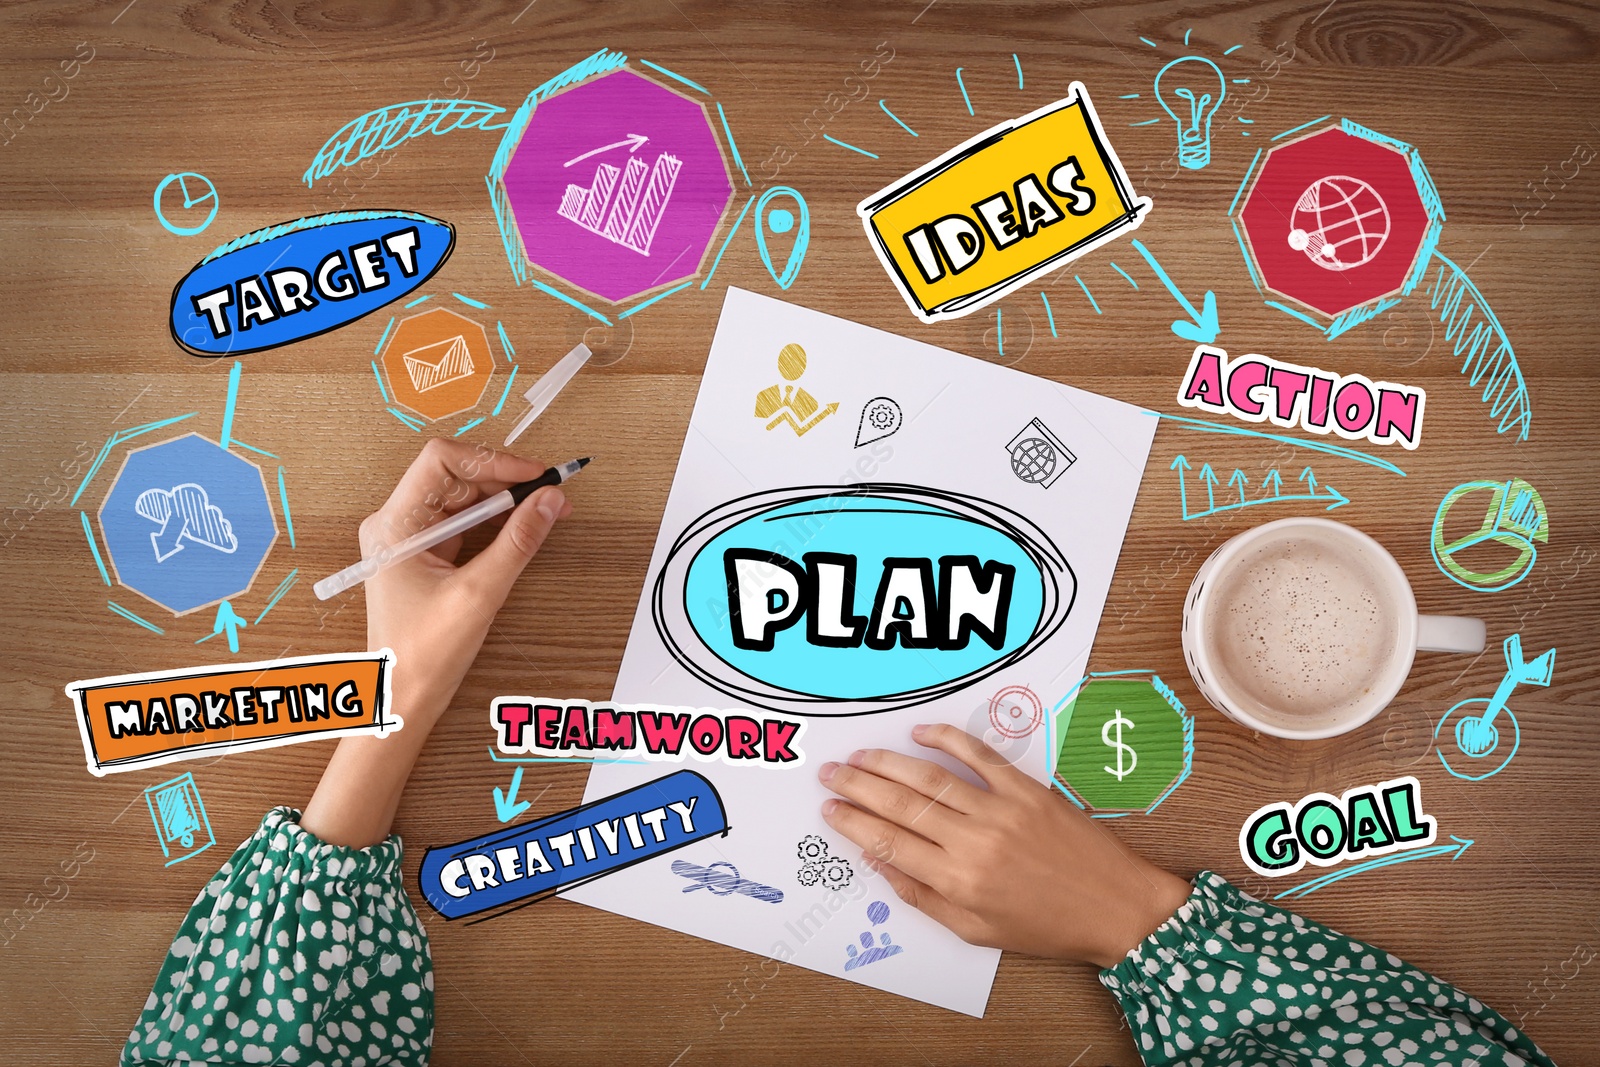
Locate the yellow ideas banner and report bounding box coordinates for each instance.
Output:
[857,84,1150,324]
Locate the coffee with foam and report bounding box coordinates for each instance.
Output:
[1201,530,1401,733]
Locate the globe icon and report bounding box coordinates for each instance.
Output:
[1010,437,1057,483]
[1286,175,1390,272]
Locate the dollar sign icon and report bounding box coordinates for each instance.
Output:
[1101,710,1137,781]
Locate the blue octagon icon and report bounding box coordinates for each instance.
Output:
[99,433,278,616]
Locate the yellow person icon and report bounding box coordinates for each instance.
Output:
[755,343,838,436]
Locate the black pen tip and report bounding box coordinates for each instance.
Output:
[575,456,593,468]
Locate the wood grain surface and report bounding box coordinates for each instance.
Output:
[2,2,1598,1063]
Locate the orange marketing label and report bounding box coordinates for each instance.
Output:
[66,650,398,776]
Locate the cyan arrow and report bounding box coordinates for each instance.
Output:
[1299,466,1318,494]
[1170,454,1191,517]
[151,515,188,562]
[1275,836,1474,900]
[1262,469,1283,497]
[1228,468,1248,505]
[1131,238,1220,343]
[493,765,532,823]
[1321,483,1349,510]
[212,599,247,653]
[1198,462,1218,512]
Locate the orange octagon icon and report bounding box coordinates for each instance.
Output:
[380,307,497,422]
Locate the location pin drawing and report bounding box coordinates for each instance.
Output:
[755,186,810,290]
[854,397,903,448]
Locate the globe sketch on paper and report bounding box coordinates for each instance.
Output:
[1005,417,1075,489]
[1286,175,1391,272]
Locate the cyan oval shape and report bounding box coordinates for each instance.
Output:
[170,210,455,357]
[658,485,1073,713]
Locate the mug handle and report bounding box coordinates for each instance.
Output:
[1417,615,1486,653]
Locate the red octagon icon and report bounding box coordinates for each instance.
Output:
[1231,122,1444,326]
[498,68,734,305]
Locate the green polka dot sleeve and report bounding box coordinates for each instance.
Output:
[1100,871,1555,1066]
[121,807,434,1066]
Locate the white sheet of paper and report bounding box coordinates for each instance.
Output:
[568,288,1158,1016]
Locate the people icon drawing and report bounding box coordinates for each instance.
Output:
[843,899,904,971]
[755,342,838,436]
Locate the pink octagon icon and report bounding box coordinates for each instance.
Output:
[500,68,734,304]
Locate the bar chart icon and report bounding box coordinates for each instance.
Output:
[557,151,683,256]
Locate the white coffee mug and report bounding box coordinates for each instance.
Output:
[1181,517,1485,740]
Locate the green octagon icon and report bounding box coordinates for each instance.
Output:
[1050,673,1192,816]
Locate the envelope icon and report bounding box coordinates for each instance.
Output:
[403,335,475,393]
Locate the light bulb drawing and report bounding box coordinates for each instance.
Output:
[1154,56,1227,170]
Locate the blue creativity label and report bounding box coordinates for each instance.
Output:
[418,769,728,921]
[170,210,455,357]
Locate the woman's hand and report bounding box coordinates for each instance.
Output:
[818,724,1191,968]
[301,439,571,847]
[358,438,571,716]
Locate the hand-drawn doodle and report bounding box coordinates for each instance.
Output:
[170,211,456,357]
[1424,251,1533,441]
[418,769,728,921]
[858,83,1150,324]
[1230,120,1444,337]
[1050,672,1192,816]
[209,599,248,653]
[671,860,784,903]
[1171,455,1348,520]
[1270,834,1474,900]
[796,834,853,890]
[556,146,683,256]
[1129,238,1220,343]
[134,483,239,561]
[1151,411,1408,477]
[854,397,903,448]
[1431,478,1548,591]
[99,434,278,616]
[987,684,1043,739]
[1177,344,1426,449]
[65,650,397,776]
[754,186,809,290]
[144,772,215,867]
[497,66,733,303]
[152,172,219,237]
[304,51,802,324]
[843,900,904,971]
[1434,633,1555,782]
[379,306,497,423]
[1154,57,1226,169]
[1005,418,1075,487]
[1239,775,1436,879]
[755,344,838,436]
[651,485,1075,715]
[493,765,533,823]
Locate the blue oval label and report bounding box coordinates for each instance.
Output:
[169,210,456,357]
[653,485,1075,715]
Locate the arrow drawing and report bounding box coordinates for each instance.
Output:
[211,600,247,654]
[1273,836,1474,900]
[563,133,649,168]
[493,765,533,823]
[1172,456,1348,520]
[1198,462,1219,512]
[1131,238,1219,343]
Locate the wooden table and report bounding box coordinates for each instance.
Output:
[3,2,1597,1063]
